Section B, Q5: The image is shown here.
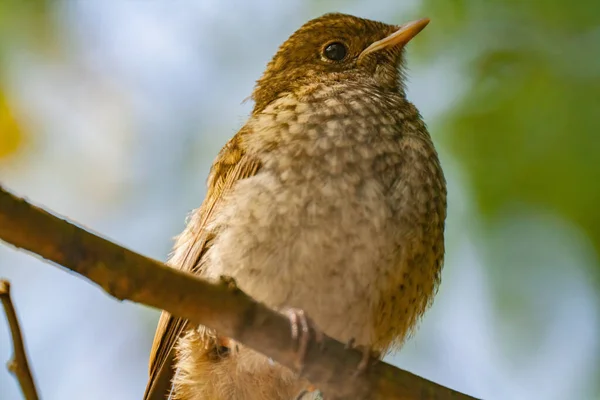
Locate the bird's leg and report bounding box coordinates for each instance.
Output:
[283,308,323,372]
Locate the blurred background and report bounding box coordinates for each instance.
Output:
[0,0,598,399]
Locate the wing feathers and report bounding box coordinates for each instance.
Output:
[143,133,260,400]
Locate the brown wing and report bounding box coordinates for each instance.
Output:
[143,132,260,400]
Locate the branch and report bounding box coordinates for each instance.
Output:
[0,280,39,400]
[0,185,479,400]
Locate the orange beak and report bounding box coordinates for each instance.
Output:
[359,18,430,60]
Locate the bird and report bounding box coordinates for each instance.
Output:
[143,12,447,400]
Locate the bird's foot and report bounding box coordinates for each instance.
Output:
[283,308,323,372]
[345,338,381,377]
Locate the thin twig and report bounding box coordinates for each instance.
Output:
[0,185,479,400]
[0,280,39,400]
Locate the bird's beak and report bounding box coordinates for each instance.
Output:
[359,18,430,60]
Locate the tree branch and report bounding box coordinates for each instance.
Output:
[0,185,479,400]
[0,280,39,400]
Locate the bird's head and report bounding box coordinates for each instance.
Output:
[252,13,429,114]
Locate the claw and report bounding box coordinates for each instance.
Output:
[285,308,310,371]
[345,340,380,377]
[355,346,371,376]
[284,308,323,372]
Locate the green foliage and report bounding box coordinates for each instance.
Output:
[0,0,58,60]
[419,0,600,265]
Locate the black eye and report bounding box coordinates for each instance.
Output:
[323,42,347,61]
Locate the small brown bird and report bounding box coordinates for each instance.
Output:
[144,12,446,400]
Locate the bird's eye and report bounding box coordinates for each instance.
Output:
[322,42,347,61]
